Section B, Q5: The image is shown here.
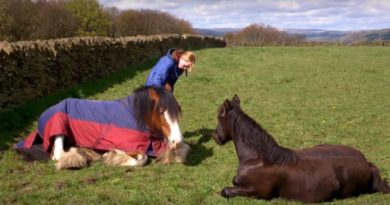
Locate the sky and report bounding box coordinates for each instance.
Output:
[98,0,390,31]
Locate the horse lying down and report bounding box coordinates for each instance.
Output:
[214,95,390,203]
[15,86,190,170]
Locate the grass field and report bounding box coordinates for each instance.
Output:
[1,46,389,204]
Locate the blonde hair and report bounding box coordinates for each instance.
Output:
[180,51,196,72]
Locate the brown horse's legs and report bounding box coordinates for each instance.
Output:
[232,175,240,186]
[221,186,254,198]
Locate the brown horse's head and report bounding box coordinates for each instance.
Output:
[133,86,183,149]
[214,95,241,145]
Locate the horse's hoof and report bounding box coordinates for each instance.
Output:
[220,189,230,198]
[51,152,64,161]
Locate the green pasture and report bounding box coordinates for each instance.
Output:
[1,46,389,204]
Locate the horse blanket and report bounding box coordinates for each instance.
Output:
[21,96,167,157]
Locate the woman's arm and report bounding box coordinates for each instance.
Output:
[146,58,174,87]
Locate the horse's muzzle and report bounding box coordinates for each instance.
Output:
[168,139,184,150]
[213,133,225,145]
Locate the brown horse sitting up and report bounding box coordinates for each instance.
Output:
[214,95,389,203]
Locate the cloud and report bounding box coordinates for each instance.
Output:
[98,0,390,30]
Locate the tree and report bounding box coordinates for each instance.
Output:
[64,0,111,36]
[0,0,79,41]
[224,23,303,46]
[0,0,194,41]
[30,0,79,39]
[116,9,194,37]
[0,0,36,41]
[116,10,139,36]
[104,6,120,37]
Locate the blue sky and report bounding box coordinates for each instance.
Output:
[98,0,390,31]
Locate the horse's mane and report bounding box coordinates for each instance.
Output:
[228,105,297,165]
[133,86,181,127]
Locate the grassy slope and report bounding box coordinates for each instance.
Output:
[0,47,389,204]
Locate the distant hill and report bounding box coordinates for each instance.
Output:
[283,29,352,42]
[195,27,351,41]
[194,28,241,36]
[340,28,390,44]
[284,28,390,43]
[195,27,390,44]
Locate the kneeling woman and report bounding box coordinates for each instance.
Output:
[145,48,196,92]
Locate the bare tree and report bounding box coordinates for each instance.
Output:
[0,0,78,41]
[0,0,195,41]
[224,23,304,46]
[104,6,120,37]
[31,0,78,39]
[116,9,195,37]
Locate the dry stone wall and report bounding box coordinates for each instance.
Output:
[0,34,226,110]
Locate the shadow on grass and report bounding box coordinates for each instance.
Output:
[0,60,157,151]
[183,128,215,166]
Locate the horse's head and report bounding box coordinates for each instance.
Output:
[214,94,241,145]
[133,86,183,149]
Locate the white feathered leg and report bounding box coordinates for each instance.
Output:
[103,149,148,167]
[51,135,65,161]
[55,147,102,170]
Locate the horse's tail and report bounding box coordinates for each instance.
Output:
[15,144,50,162]
[369,162,390,193]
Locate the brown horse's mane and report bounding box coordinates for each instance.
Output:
[133,86,181,129]
[228,104,298,165]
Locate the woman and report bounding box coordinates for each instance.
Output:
[145,48,196,92]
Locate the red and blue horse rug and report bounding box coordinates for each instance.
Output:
[18,96,167,158]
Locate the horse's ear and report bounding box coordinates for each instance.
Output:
[223,99,230,108]
[232,94,240,105]
[220,99,231,117]
[225,99,234,109]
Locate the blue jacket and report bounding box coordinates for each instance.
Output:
[145,48,184,91]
